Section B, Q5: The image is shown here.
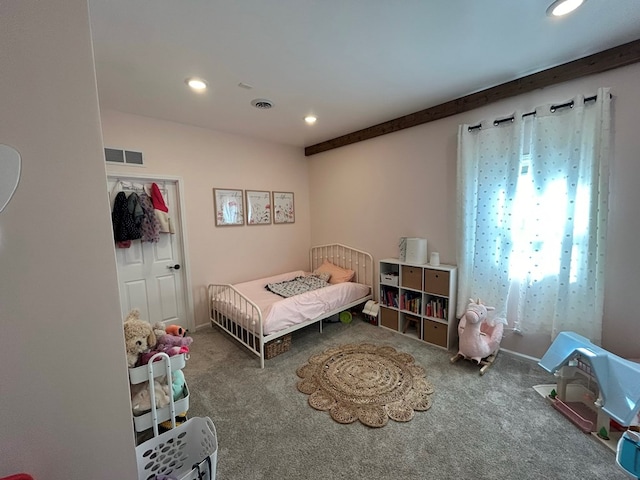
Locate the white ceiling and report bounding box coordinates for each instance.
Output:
[88,0,640,149]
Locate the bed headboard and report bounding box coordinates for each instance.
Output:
[310,243,374,289]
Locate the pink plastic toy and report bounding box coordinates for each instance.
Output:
[451,298,504,375]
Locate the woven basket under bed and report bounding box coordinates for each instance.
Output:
[264,333,292,359]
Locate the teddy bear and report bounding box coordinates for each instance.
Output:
[152,321,166,338]
[123,308,157,367]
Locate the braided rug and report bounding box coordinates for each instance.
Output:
[296,343,434,428]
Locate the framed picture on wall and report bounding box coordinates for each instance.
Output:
[272,191,295,224]
[213,188,244,226]
[245,190,271,225]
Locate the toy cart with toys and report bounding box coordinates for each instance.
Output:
[129,352,190,440]
[130,352,218,479]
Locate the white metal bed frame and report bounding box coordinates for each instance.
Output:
[208,243,374,368]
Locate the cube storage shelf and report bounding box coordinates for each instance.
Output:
[378,258,457,350]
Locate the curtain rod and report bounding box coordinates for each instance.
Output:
[467,93,608,132]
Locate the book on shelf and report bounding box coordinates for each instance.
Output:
[424,298,448,319]
[400,294,421,314]
[426,300,445,319]
[385,290,398,308]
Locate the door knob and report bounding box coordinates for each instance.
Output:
[167,264,181,270]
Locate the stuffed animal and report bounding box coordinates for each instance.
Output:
[136,333,193,366]
[156,333,193,349]
[123,309,157,367]
[157,371,188,433]
[171,369,186,400]
[137,345,189,366]
[456,298,504,363]
[130,379,171,415]
[152,321,166,338]
[154,334,192,359]
[165,324,186,337]
[160,345,189,357]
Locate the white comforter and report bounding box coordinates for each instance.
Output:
[219,270,370,335]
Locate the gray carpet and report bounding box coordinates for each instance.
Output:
[183,316,628,480]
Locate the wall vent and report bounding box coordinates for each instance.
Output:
[105,148,144,166]
[250,98,273,109]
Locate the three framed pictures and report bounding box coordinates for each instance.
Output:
[214,188,295,226]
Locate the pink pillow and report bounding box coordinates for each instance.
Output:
[314,260,355,284]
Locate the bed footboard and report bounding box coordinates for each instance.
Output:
[208,283,266,366]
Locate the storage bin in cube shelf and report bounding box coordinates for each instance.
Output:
[380,273,399,286]
[136,416,218,480]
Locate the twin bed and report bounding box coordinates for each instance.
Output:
[208,244,373,367]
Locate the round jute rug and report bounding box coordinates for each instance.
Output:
[296,343,434,427]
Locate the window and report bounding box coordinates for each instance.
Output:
[456,88,611,343]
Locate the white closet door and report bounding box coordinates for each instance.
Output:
[108,178,188,329]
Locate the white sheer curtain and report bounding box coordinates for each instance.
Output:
[456,88,611,343]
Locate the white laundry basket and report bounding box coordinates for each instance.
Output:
[136,416,218,480]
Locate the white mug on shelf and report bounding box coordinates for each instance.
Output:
[430,252,440,266]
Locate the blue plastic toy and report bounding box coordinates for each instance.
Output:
[539,331,640,428]
[617,430,640,479]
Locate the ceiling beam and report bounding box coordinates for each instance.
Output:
[305,38,640,157]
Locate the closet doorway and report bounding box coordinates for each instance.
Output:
[107,174,193,331]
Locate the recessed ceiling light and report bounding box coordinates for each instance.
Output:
[547,0,584,17]
[304,115,317,125]
[185,77,208,92]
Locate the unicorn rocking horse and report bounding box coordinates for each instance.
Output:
[450,298,505,375]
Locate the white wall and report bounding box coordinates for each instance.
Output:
[309,62,640,360]
[0,2,137,478]
[101,110,311,328]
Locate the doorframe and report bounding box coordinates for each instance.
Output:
[107,172,195,331]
